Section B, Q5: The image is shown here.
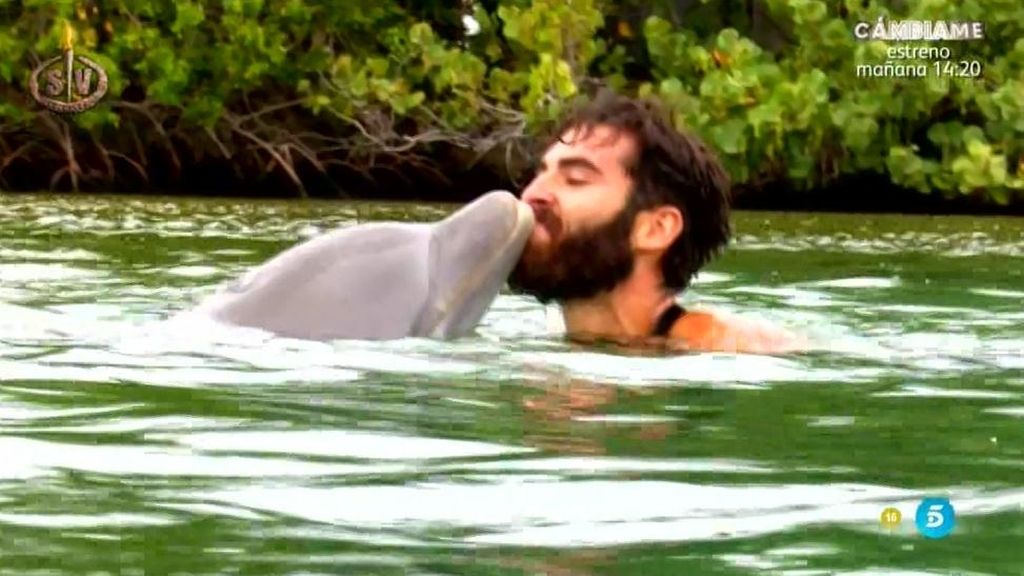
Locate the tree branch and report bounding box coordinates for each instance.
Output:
[225,112,308,197]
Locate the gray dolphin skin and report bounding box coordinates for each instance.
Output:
[191,190,535,340]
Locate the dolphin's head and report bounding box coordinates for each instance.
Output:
[419,190,535,338]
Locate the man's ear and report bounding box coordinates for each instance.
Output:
[632,205,684,252]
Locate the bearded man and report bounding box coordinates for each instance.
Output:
[509,91,801,354]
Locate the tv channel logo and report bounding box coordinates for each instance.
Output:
[915,497,956,538]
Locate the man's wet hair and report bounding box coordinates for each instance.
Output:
[545,89,732,293]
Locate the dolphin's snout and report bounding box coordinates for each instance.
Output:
[438,190,534,254]
[421,190,536,337]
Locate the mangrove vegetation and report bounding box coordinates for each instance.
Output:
[0,0,1021,209]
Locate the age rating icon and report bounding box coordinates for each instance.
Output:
[880,506,902,530]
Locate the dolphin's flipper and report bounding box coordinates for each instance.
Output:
[192,191,534,341]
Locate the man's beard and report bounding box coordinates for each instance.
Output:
[508,204,637,304]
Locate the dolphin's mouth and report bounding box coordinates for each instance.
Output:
[513,199,536,243]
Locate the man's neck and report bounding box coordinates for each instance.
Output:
[560,269,677,339]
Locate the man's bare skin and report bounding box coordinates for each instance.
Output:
[667,308,805,354]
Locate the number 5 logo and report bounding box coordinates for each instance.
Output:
[916,498,955,538]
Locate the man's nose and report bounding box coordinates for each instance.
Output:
[519,179,555,208]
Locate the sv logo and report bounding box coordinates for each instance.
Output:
[28,22,109,114]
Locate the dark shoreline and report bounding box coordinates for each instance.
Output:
[3,168,1021,217]
[735,173,1024,217]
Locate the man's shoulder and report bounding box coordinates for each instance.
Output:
[669,308,805,354]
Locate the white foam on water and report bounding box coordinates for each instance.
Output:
[195,481,1024,547]
[159,429,535,461]
[985,406,1024,418]
[0,263,105,282]
[437,456,773,475]
[570,414,680,424]
[0,436,417,479]
[969,288,1024,299]
[164,265,224,278]
[512,350,885,386]
[7,415,234,435]
[0,402,140,422]
[806,277,901,289]
[0,248,103,262]
[0,512,175,529]
[0,358,360,387]
[873,385,1016,400]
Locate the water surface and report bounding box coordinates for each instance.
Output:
[1,194,1022,575]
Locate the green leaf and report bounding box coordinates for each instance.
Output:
[962,126,986,144]
[709,118,747,155]
[660,77,683,96]
[927,122,964,146]
[172,2,205,36]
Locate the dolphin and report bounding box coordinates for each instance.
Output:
[191,190,535,341]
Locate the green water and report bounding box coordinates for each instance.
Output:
[1,194,1022,575]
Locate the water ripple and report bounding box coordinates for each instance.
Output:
[1,195,1022,573]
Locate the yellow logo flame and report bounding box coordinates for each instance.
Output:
[60,20,74,51]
